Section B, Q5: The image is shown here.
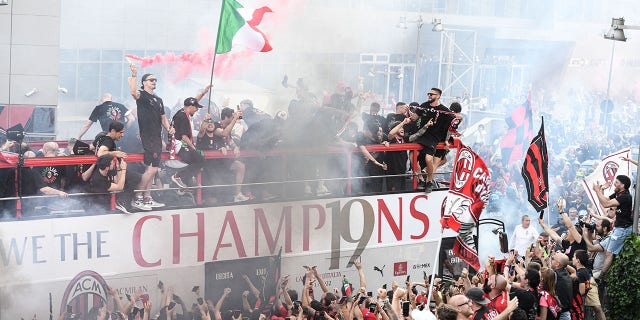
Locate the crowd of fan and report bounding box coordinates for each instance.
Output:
[0,80,464,216]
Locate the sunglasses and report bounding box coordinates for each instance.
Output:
[427,93,438,96]
[145,78,158,82]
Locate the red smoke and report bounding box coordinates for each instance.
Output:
[126,45,253,82]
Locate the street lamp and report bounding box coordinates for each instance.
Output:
[398,16,443,102]
[604,17,640,234]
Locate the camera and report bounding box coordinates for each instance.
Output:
[368,303,377,313]
[578,221,595,231]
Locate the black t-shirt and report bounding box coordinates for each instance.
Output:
[610,190,633,227]
[576,267,591,287]
[554,268,573,311]
[561,239,587,259]
[386,113,406,125]
[356,133,384,163]
[509,287,537,320]
[89,101,129,132]
[172,109,193,147]
[136,90,165,149]
[20,167,46,196]
[94,134,117,153]
[37,165,66,190]
[88,170,112,193]
[197,122,225,151]
[421,103,454,142]
[385,135,407,174]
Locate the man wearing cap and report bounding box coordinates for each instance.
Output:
[170,97,207,191]
[466,287,499,319]
[128,63,211,209]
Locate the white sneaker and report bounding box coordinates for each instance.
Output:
[171,174,188,189]
[234,193,250,203]
[115,201,131,214]
[144,198,165,208]
[131,198,152,211]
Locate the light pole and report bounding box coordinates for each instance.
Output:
[412,16,423,103]
[604,17,640,234]
[398,16,443,102]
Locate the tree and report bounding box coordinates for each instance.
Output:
[605,233,640,320]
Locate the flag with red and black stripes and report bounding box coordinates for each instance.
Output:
[521,117,549,212]
[500,95,533,166]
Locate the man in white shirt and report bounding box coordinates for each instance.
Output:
[509,215,539,255]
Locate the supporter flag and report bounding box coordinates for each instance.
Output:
[441,138,491,271]
[215,0,273,54]
[582,148,632,216]
[521,118,549,212]
[499,94,533,166]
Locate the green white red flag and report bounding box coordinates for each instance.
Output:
[215,0,273,54]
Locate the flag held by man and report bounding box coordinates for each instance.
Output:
[521,117,549,212]
[216,0,273,54]
[441,138,491,271]
[581,148,631,216]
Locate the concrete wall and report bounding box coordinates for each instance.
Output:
[0,0,60,107]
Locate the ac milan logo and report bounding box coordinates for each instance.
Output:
[454,149,474,190]
[602,161,619,184]
[106,105,122,121]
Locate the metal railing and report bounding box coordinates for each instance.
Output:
[0,142,450,218]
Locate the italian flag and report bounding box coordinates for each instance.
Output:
[215,0,273,54]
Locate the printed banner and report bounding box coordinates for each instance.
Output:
[0,192,454,286]
[441,139,491,271]
[582,148,632,216]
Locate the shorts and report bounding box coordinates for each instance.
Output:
[418,135,438,156]
[584,278,600,307]
[604,226,632,254]
[434,148,449,158]
[143,149,162,167]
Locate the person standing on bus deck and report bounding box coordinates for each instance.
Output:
[128,64,174,210]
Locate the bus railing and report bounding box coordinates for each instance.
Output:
[0,142,450,218]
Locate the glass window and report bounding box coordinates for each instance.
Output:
[100,63,124,101]
[58,63,77,103]
[102,49,124,62]
[78,49,100,62]
[77,63,100,101]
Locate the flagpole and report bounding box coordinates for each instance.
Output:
[207,0,228,116]
[426,230,445,304]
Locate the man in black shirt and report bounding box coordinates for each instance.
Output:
[128,64,174,210]
[93,121,145,211]
[409,88,453,193]
[128,63,211,210]
[77,93,135,139]
[171,97,206,192]
[86,154,129,213]
[592,174,634,274]
[551,253,573,320]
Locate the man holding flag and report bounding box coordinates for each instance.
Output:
[591,174,633,275]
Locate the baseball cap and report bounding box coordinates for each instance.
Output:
[72,140,91,155]
[466,287,489,305]
[184,97,203,108]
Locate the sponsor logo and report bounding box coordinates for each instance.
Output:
[394,262,407,276]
